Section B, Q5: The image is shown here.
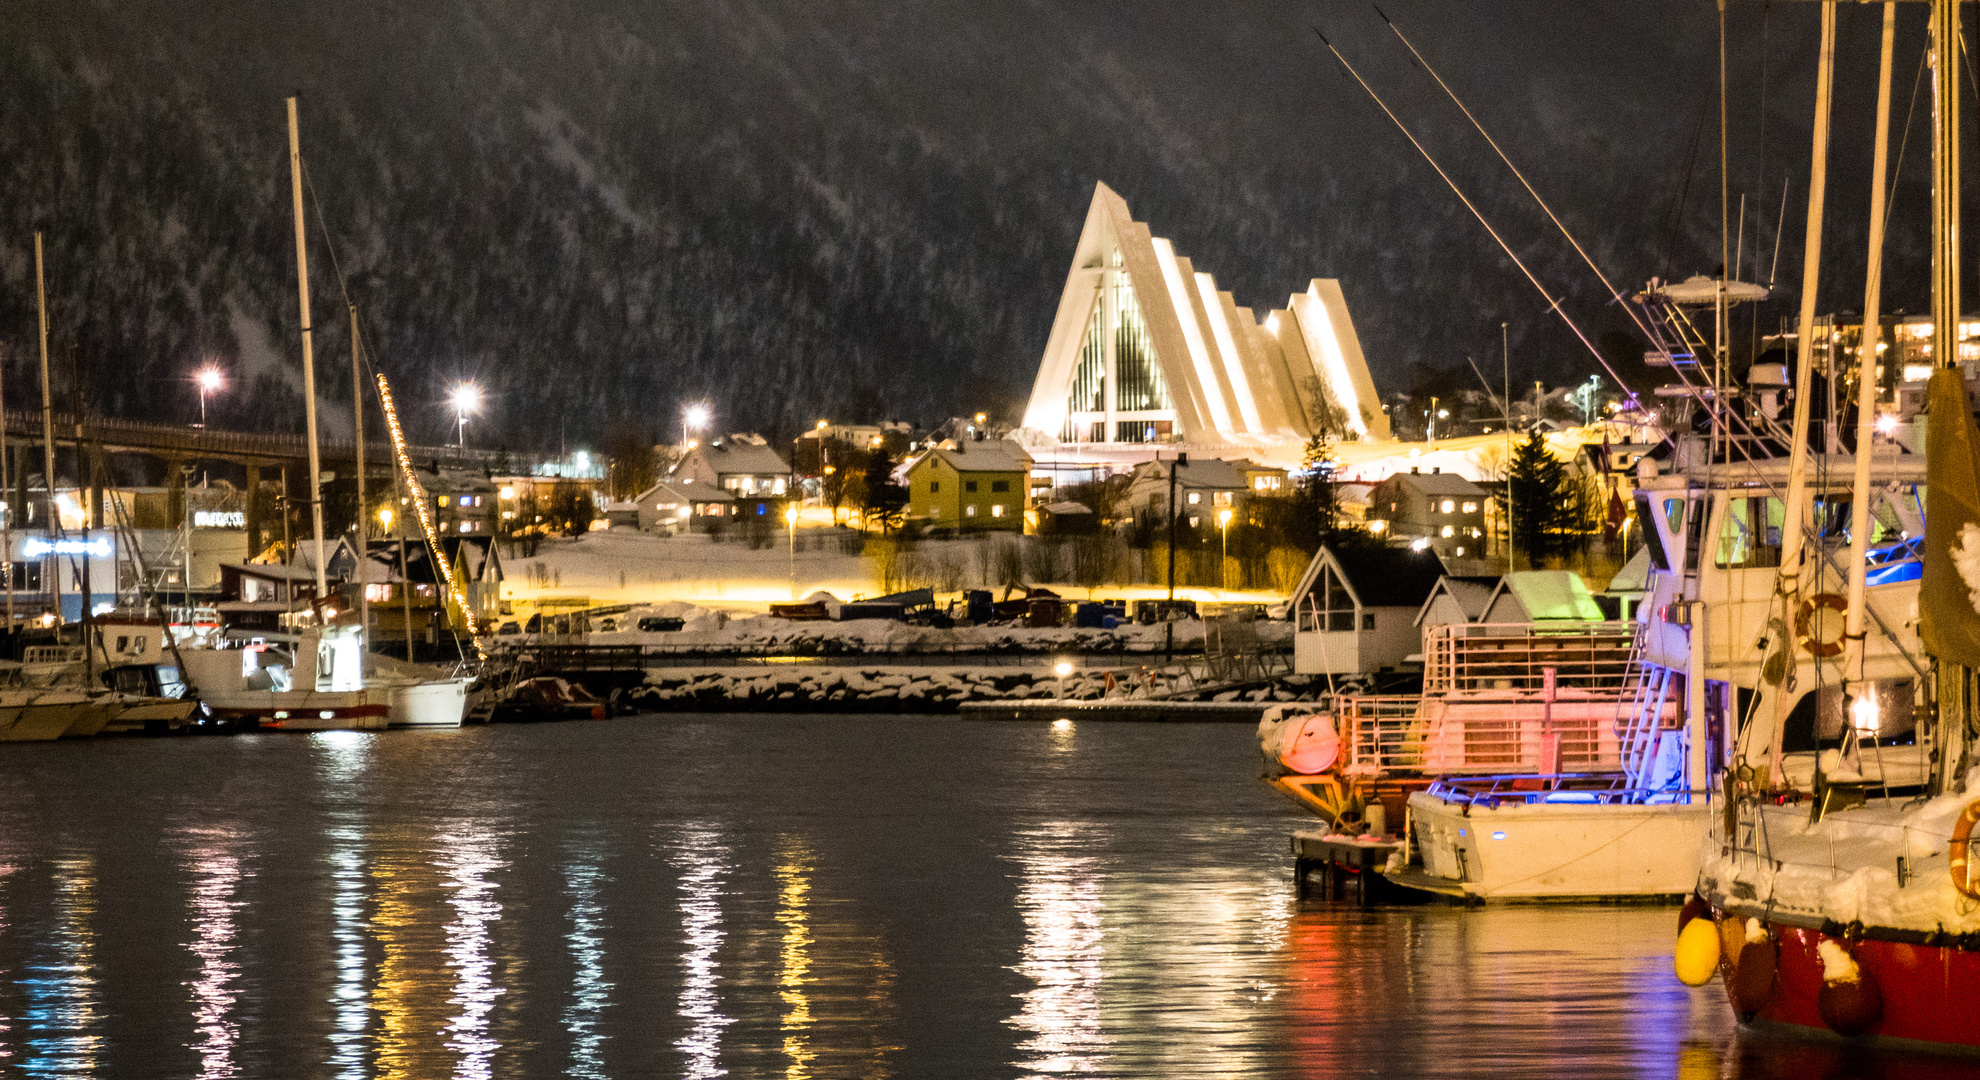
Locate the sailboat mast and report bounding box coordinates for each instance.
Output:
[1844,4,1898,664]
[1767,1,1837,787]
[34,233,59,623]
[1932,0,1962,359]
[352,304,368,638]
[286,97,329,608]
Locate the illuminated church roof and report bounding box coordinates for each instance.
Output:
[1022,182,1389,448]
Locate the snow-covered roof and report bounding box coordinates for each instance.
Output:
[913,440,1034,474]
[1289,546,1447,610]
[1129,456,1253,490]
[231,561,318,581]
[291,538,357,574]
[1605,546,1652,594]
[1486,571,1605,622]
[1413,574,1500,627]
[685,441,789,477]
[1043,501,1093,515]
[1376,470,1487,497]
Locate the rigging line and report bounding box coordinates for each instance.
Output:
[1661,90,1712,284]
[1311,28,1634,397]
[1885,36,1931,246]
[1377,9,1662,373]
[1769,177,1790,286]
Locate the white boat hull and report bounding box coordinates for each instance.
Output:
[385,678,469,729]
[1407,790,1710,900]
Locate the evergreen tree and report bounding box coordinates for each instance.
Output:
[1506,430,1570,564]
[862,449,908,531]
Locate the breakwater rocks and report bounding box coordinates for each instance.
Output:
[630,667,1330,713]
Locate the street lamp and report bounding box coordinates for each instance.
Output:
[450,383,483,446]
[1054,659,1072,701]
[194,365,224,428]
[785,502,800,600]
[1217,507,1233,593]
[683,403,710,451]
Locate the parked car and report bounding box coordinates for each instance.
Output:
[638,616,686,632]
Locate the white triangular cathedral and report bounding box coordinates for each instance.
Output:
[1022,182,1389,447]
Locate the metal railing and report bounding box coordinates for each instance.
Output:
[1425,773,1687,808]
[1421,621,1641,694]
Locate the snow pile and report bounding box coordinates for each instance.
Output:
[631,667,1331,713]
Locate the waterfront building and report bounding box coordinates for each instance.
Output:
[1288,545,1446,676]
[1021,182,1389,458]
[1364,468,1489,559]
[1121,456,1278,529]
[902,441,1032,531]
[672,437,791,519]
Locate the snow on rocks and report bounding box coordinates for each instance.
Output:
[630,665,1327,714]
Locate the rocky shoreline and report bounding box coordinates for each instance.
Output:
[629,666,1331,714]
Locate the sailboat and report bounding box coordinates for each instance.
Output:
[1678,0,1980,1050]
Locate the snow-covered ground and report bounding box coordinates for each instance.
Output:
[633,665,1328,712]
[497,528,1292,617]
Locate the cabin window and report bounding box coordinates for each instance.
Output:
[1636,493,1673,571]
[1298,565,1357,633]
[1716,497,1784,568]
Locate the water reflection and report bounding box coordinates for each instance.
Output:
[670,826,732,1079]
[563,854,610,1079]
[439,829,505,1079]
[326,825,368,1080]
[182,834,244,1079]
[22,857,99,1078]
[776,840,816,1079]
[1008,822,1106,1078]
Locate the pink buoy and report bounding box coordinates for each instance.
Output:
[1279,714,1342,775]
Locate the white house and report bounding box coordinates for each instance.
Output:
[1289,546,1447,675]
[1414,574,1501,634]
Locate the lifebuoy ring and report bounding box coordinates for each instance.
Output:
[1795,593,1849,658]
[1950,800,1980,900]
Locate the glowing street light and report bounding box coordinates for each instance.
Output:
[683,403,711,450]
[449,382,483,446]
[1054,659,1073,701]
[194,365,225,428]
[1218,507,1234,593]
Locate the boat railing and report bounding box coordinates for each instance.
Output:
[1338,692,1630,776]
[1425,773,1691,808]
[1421,622,1643,695]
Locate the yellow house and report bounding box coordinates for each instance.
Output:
[904,440,1033,532]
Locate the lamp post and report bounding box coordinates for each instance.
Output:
[194,365,224,428]
[450,382,482,447]
[1217,507,1233,594]
[785,502,799,600]
[683,403,710,452]
[1054,659,1072,702]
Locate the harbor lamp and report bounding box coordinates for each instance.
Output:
[1217,507,1234,593]
[450,382,483,446]
[785,502,800,599]
[194,365,225,428]
[1054,659,1073,701]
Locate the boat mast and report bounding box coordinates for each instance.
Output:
[351,303,368,639]
[1843,4,1898,705]
[286,97,330,611]
[2,342,12,631]
[1930,0,1966,788]
[1766,1,1837,787]
[34,233,59,626]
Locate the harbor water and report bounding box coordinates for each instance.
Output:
[0,715,1962,1078]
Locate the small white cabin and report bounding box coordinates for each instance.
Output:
[1413,574,1500,634]
[1290,546,1447,675]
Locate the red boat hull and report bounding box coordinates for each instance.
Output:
[1708,906,1980,1052]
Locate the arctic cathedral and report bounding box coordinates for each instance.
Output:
[1021,183,1389,454]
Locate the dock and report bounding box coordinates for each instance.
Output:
[957,699,1268,723]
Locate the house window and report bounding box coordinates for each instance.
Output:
[1440,499,1455,513]
[1213,491,1232,507]
[930,507,940,518]
[1462,501,1478,513]
[1362,613,1375,630]
[1188,515,1200,527]
[772,478,787,495]
[1187,492,1201,505]
[966,505,977,517]
[930,481,940,493]
[991,504,1006,517]
[1298,565,1357,633]
[966,480,978,493]
[991,480,1010,493]
[438,495,451,508]
[365,583,393,602]
[1441,525,1455,538]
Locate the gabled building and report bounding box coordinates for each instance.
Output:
[672,437,791,519]
[1414,574,1501,633]
[1366,468,1490,560]
[1481,570,1608,625]
[359,537,505,637]
[1289,546,1446,675]
[628,479,700,535]
[1123,456,1266,528]
[904,441,1033,531]
[1021,182,1389,447]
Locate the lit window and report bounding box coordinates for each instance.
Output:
[991,504,1005,517]
[1214,491,1233,506]
[930,507,940,518]
[365,583,393,602]
[965,505,977,517]
[1461,502,1478,513]
[1188,516,1200,527]
[1440,499,1455,513]
[1187,492,1201,505]
[1441,525,1455,538]
[773,478,787,495]
[438,495,450,508]
[1455,546,1465,556]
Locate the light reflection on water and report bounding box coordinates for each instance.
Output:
[0,719,1974,1076]
[22,858,98,1078]
[670,825,732,1079]
[181,833,244,1080]
[1008,821,1107,1078]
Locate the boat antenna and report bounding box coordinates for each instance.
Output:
[1311,28,1636,399]
[1375,8,1666,363]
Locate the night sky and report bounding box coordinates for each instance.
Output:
[0,1,1950,449]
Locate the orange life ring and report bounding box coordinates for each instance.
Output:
[1951,800,1980,900]
[1795,593,1849,658]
